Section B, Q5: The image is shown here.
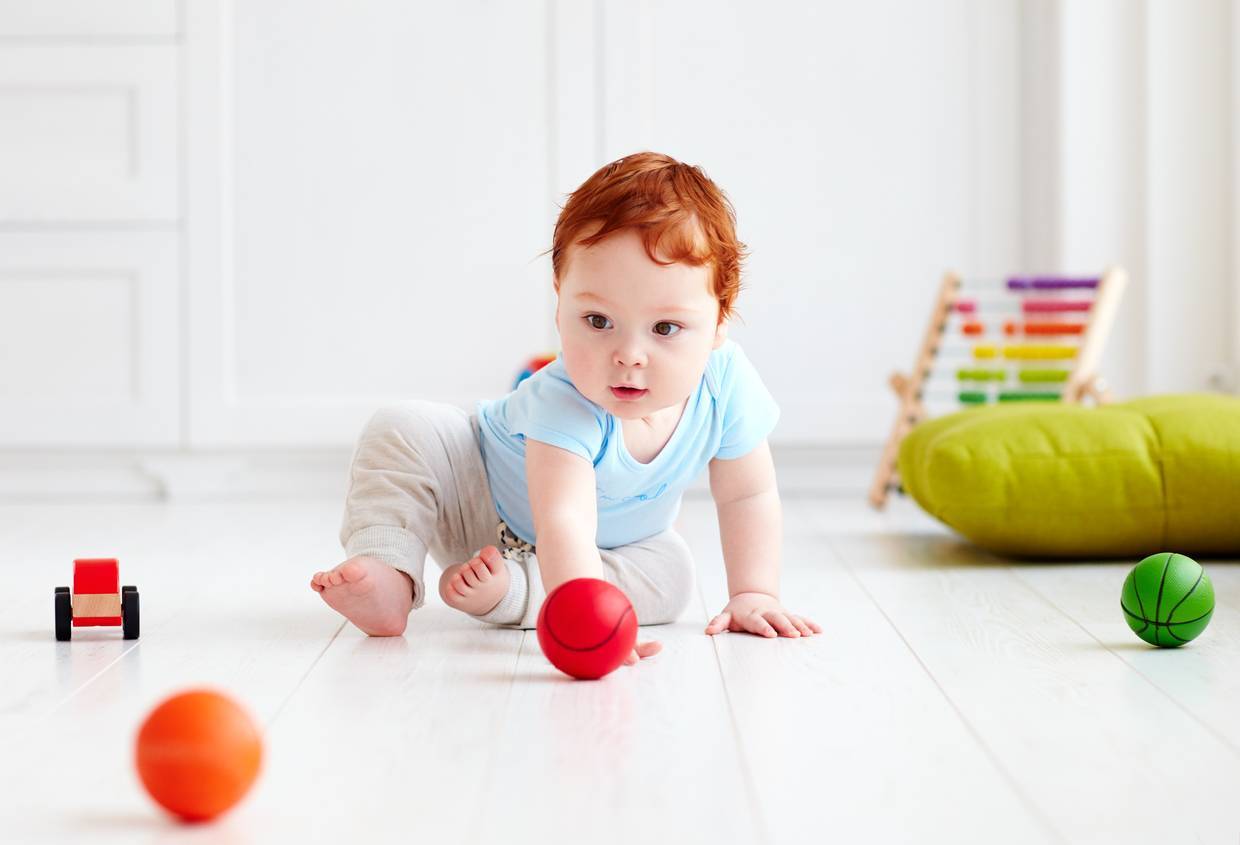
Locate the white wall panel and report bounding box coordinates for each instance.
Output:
[0,1,177,38]
[1056,1,1147,401]
[1233,0,1240,387]
[0,233,180,446]
[1145,0,1232,394]
[186,0,553,447]
[0,46,178,222]
[1054,0,1235,398]
[0,274,135,398]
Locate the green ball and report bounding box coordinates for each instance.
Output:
[1121,552,1214,647]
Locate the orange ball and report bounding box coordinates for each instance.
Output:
[135,689,263,821]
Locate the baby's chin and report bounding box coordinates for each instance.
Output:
[596,391,683,419]
[605,404,649,419]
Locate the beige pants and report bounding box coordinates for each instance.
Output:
[339,400,695,629]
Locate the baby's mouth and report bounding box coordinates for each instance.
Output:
[610,385,648,401]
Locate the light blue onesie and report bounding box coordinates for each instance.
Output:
[476,339,780,549]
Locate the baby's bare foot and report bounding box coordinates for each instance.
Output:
[310,556,414,636]
[439,546,509,616]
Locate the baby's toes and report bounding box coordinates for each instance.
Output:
[338,560,368,583]
[450,570,472,596]
[479,546,505,575]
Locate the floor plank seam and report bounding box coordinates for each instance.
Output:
[1010,568,1240,761]
[835,553,1065,843]
[696,575,774,845]
[264,618,347,730]
[47,641,142,718]
[464,629,527,845]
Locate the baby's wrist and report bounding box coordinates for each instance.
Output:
[728,588,779,601]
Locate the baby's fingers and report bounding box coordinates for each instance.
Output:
[766,611,801,638]
[790,614,822,636]
[705,612,732,635]
[747,612,778,638]
[623,640,662,666]
[635,640,661,659]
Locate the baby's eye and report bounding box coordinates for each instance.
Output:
[585,314,612,330]
[653,321,682,337]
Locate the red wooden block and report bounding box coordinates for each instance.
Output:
[74,558,119,594]
[72,559,122,626]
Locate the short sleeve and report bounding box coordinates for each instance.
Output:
[714,343,781,460]
[505,364,606,462]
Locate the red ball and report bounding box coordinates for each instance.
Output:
[135,689,263,822]
[536,578,638,679]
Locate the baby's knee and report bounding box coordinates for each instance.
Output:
[362,400,444,446]
[358,402,470,470]
[638,531,696,626]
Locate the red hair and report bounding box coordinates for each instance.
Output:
[548,152,748,323]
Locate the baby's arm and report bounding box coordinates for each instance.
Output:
[708,439,782,597]
[526,440,662,664]
[525,439,604,593]
[705,439,821,638]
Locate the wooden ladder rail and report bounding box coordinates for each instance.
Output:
[867,271,960,508]
[1062,266,1127,404]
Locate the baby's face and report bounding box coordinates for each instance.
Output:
[555,229,726,420]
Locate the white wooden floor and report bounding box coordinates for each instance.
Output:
[1,494,1238,844]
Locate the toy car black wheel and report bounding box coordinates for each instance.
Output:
[122,588,140,640]
[55,588,72,641]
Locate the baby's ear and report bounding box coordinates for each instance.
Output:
[712,320,728,349]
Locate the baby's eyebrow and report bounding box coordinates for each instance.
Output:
[573,292,699,315]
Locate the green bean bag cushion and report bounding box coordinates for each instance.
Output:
[898,394,1240,558]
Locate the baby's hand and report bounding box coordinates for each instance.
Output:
[705,592,822,638]
[622,639,662,666]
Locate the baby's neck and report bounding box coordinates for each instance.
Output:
[626,396,688,430]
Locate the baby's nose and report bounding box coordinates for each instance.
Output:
[614,349,646,367]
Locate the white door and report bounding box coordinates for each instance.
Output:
[185,0,558,448]
[0,7,181,448]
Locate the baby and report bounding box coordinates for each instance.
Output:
[311,151,820,665]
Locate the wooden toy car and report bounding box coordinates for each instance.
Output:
[55,558,139,641]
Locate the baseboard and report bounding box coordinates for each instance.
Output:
[0,443,883,502]
[0,450,353,502]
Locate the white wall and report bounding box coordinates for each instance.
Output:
[1144,0,1233,394]
[1053,0,1235,399]
[0,0,1235,496]
[185,0,555,447]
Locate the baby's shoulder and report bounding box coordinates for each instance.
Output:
[505,359,606,435]
[703,339,742,397]
[516,358,597,411]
